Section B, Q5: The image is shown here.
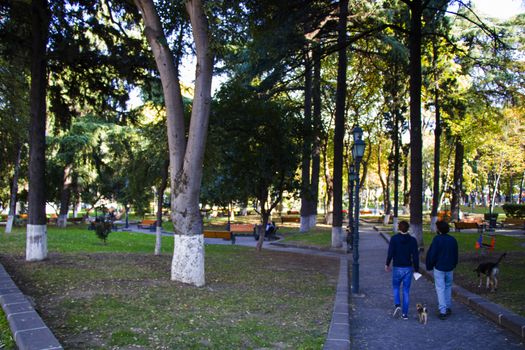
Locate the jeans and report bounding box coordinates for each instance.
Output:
[433,269,453,314]
[392,266,413,315]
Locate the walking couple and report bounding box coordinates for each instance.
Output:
[384,220,458,321]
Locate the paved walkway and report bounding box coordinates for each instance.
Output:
[347,222,524,349]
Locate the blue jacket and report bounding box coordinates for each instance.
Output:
[425,233,458,272]
[386,233,419,272]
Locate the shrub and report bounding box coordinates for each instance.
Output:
[93,217,112,244]
[502,204,525,218]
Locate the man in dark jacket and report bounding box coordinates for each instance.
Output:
[426,221,458,320]
[385,221,419,320]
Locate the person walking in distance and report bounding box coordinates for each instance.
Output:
[426,220,459,320]
[385,221,419,320]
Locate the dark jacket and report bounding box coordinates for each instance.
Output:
[386,233,419,272]
[425,233,458,272]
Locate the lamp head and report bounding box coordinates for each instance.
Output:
[352,125,363,142]
[352,139,366,161]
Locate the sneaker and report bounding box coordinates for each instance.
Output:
[393,306,401,318]
[401,314,408,320]
[446,308,452,316]
[439,313,447,320]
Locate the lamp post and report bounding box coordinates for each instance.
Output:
[351,126,366,294]
[347,164,356,253]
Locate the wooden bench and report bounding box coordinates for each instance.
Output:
[501,218,525,230]
[437,210,451,222]
[230,223,255,236]
[68,217,85,224]
[203,230,235,244]
[281,216,300,224]
[137,219,156,231]
[454,220,483,233]
[360,209,373,215]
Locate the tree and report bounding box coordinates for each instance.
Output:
[26,0,49,261]
[134,0,213,286]
[208,81,302,251]
[331,0,349,248]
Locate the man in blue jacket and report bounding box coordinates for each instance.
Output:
[385,221,419,320]
[426,221,459,320]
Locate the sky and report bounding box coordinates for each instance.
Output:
[471,0,525,19]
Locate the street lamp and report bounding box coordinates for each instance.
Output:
[347,164,356,253]
[351,125,366,295]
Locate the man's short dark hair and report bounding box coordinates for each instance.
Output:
[398,220,409,233]
[436,221,450,234]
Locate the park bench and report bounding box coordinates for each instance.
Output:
[230,223,255,236]
[68,217,85,224]
[501,218,525,230]
[360,209,373,215]
[437,210,451,222]
[203,230,235,244]
[137,219,156,231]
[454,220,483,233]
[280,216,300,224]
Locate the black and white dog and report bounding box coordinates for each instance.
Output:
[474,253,506,292]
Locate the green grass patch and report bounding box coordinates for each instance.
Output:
[0,307,15,350]
[0,226,337,349]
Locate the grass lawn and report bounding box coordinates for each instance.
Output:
[278,221,525,317]
[0,225,338,349]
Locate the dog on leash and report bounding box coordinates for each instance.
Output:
[416,303,428,324]
[474,252,506,292]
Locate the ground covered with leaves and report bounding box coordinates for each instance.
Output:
[0,240,338,349]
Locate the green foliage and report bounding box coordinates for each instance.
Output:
[502,204,525,218]
[204,80,302,212]
[0,307,15,350]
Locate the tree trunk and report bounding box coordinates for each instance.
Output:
[331,0,348,248]
[135,0,213,287]
[300,48,312,232]
[518,171,525,204]
[430,41,441,232]
[57,163,73,228]
[26,0,49,261]
[6,144,22,233]
[309,45,322,229]
[403,150,410,207]
[408,0,424,249]
[155,159,169,255]
[393,110,400,233]
[450,138,464,221]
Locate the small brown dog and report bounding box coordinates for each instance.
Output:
[416,303,428,324]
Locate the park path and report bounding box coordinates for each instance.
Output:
[347,222,524,350]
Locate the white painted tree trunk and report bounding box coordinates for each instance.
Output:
[308,214,317,229]
[155,226,162,255]
[57,214,67,228]
[5,215,15,233]
[383,213,390,226]
[331,226,343,248]
[26,224,47,261]
[412,222,424,249]
[393,216,399,234]
[300,216,309,232]
[430,216,438,233]
[171,234,204,287]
